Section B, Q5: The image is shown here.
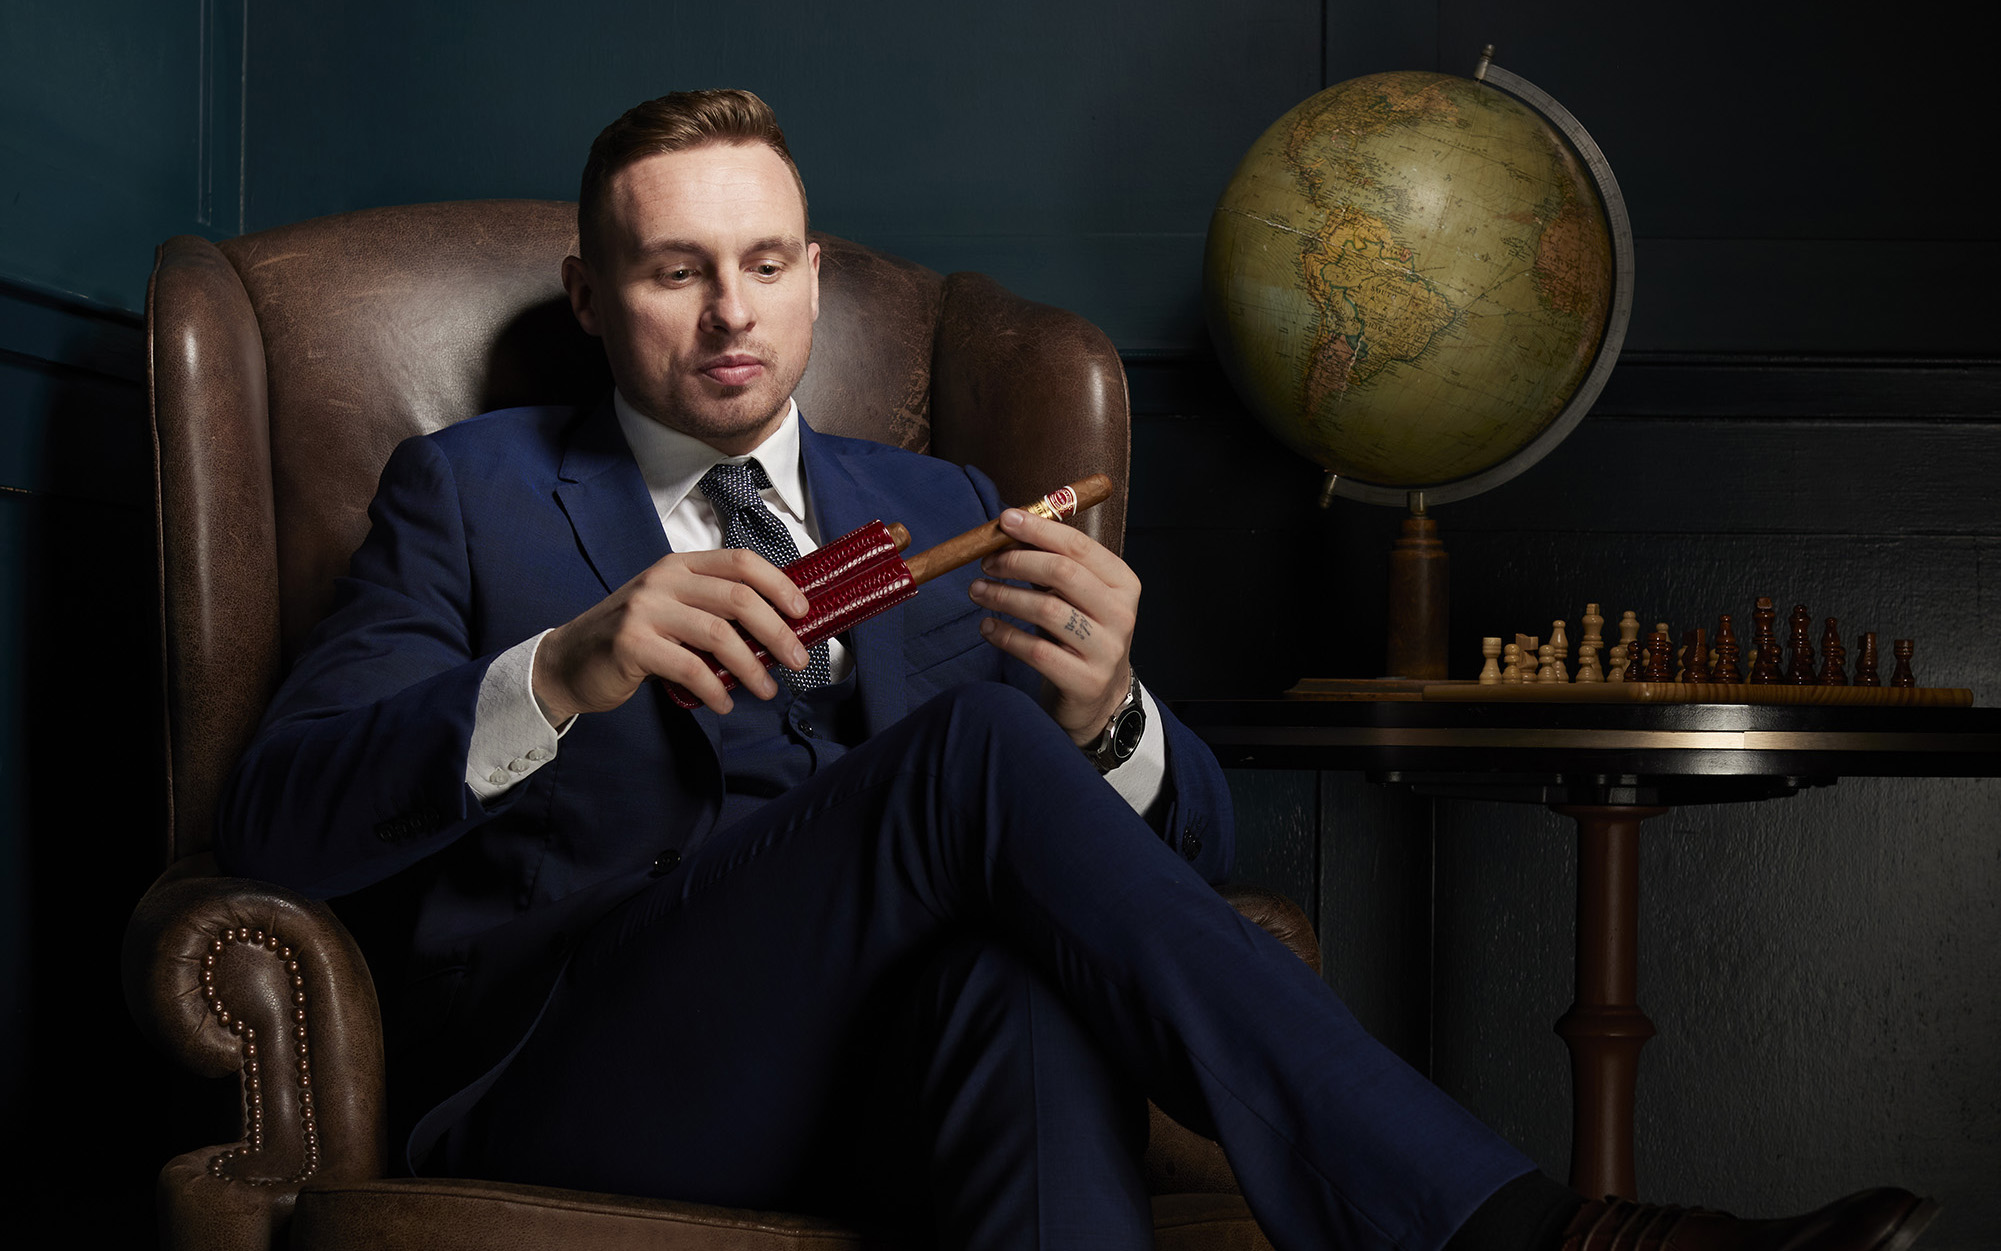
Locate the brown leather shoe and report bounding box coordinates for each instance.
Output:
[1564,1190,1938,1251]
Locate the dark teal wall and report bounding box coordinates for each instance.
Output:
[0,1,243,309]
[235,0,1322,352]
[3,0,1996,1243]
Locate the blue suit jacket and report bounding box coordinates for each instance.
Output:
[216,400,1235,1128]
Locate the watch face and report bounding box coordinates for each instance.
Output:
[1110,708,1146,758]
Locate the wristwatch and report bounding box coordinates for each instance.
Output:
[1082,668,1146,773]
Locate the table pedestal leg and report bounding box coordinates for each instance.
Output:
[1549,804,1666,1201]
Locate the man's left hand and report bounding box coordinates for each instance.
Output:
[969,507,1139,747]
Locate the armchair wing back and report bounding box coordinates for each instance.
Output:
[147,200,1130,867]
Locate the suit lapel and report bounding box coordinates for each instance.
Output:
[555,398,670,595]
[554,399,724,755]
[801,417,908,737]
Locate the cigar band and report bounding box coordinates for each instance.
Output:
[1026,485,1079,522]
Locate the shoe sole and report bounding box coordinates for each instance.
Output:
[1875,1198,1941,1251]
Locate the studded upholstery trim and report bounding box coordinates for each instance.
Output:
[198,925,321,1185]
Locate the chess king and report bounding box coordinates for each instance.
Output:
[215,89,1941,1251]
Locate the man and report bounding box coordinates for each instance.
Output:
[218,91,1936,1251]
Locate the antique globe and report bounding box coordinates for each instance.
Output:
[1202,52,1632,677]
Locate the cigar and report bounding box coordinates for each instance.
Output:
[662,472,1110,709]
[904,473,1112,584]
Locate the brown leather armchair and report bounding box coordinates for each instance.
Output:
[124,200,1317,1250]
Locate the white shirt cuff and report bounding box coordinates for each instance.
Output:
[466,630,572,803]
[1102,683,1167,815]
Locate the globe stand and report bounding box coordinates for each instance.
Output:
[1385,490,1448,680]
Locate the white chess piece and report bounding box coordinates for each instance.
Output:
[1479,637,1503,685]
[1577,642,1602,683]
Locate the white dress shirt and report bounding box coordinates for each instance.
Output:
[465,394,1165,814]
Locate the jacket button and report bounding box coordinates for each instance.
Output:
[650,849,682,877]
[1181,830,1203,861]
[795,717,816,738]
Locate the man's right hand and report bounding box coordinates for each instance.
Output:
[533,549,811,720]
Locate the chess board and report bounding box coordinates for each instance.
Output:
[1286,595,1976,706]
[1420,680,1973,707]
[1281,677,1975,706]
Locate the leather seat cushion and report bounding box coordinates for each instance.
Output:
[290,1178,1273,1249]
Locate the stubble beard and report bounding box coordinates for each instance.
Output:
[628,340,812,451]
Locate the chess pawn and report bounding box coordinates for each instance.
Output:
[1537,644,1559,683]
[1787,604,1816,685]
[1712,614,1743,683]
[1854,631,1881,687]
[1819,617,1848,685]
[1625,638,1650,682]
[1501,643,1526,683]
[1749,597,1782,684]
[1576,642,1603,683]
[1607,641,1629,682]
[1890,639,1916,688]
[1479,637,1503,685]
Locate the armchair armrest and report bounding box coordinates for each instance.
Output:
[1217,882,1321,976]
[123,864,387,1251]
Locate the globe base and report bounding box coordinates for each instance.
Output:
[1386,505,1450,680]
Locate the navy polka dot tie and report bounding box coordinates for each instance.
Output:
[697,458,831,690]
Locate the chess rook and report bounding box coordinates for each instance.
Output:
[1891,638,1917,688]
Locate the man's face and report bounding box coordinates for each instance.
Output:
[565,142,820,454]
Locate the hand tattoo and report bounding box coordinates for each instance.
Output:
[1063,610,1092,640]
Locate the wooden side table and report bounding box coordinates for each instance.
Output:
[1178,698,2001,1199]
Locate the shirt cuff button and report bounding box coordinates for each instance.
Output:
[526,748,550,762]
[488,769,510,785]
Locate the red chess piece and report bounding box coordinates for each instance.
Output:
[1749,597,1782,684]
[1819,617,1848,685]
[1646,631,1674,682]
[1787,604,1816,685]
[1713,614,1743,683]
[1682,628,1711,683]
[1752,596,1784,684]
[1890,638,1916,689]
[1854,631,1882,687]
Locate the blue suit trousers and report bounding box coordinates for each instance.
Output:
[444,683,1533,1250]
